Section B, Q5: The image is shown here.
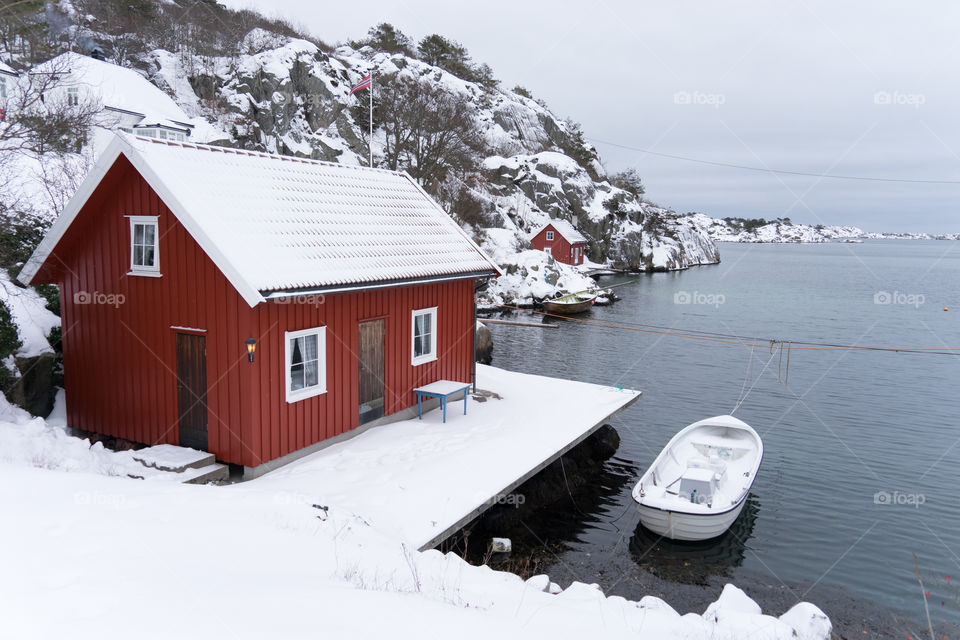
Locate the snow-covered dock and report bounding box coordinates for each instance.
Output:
[254,364,641,550]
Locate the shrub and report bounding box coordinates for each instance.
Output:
[47,326,61,353]
[0,207,49,272]
[513,86,533,99]
[610,168,645,197]
[34,284,60,315]
[352,23,415,56]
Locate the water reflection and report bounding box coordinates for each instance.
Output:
[628,496,760,586]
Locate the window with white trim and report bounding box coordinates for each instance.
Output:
[285,327,327,402]
[0,76,7,100]
[128,216,159,274]
[67,86,79,106]
[411,307,437,365]
[545,230,554,241]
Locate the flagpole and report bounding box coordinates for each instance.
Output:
[369,73,373,167]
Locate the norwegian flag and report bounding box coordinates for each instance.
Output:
[349,74,372,95]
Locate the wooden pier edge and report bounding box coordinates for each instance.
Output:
[417,390,643,551]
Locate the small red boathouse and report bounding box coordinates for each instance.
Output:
[530,220,588,266]
[19,133,501,474]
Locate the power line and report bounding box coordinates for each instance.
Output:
[589,138,960,185]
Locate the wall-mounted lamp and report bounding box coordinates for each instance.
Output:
[245,335,257,363]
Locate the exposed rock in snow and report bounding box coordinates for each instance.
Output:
[482,152,720,272]
[479,249,596,307]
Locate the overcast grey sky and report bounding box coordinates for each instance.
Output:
[224,0,960,232]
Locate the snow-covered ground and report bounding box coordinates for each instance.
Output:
[0,367,832,639]
[0,270,60,358]
[257,364,639,549]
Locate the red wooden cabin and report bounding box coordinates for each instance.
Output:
[530,220,588,265]
[19,134,500,476]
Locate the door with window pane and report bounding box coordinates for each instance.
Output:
[358,319,385,425]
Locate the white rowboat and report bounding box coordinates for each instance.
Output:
[631,415,763,541]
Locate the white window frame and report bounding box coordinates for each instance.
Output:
[544,247,552,256]
[411,307,438,366]
[285,326,327,402]
[0,76,7,100]
[545,230,554,241]
[127,215,160,276]
[67,86,79,106]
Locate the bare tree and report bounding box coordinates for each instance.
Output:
[376,78,485,193]
[0,55,103,159]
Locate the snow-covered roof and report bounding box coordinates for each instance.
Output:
[32,53,191,129]
[20,134,501,306]
[0,60,16,76]
[534,218,588,244]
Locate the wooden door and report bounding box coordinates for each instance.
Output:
[358,319,385,425]
[176,333,208,451]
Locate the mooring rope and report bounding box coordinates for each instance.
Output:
[492,304,960,356]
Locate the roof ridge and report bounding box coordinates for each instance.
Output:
[129,134,407,177]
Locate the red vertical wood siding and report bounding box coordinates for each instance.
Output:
[36,155,476,468]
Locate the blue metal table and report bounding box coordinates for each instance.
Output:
[413,380,472,423]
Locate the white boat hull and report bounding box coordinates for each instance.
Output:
[636,498,748,542]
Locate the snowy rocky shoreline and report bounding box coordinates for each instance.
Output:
[681,213,960,243]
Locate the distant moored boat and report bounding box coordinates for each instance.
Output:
[541,292,597,315]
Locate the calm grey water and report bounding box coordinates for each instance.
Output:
[487,240,960,630]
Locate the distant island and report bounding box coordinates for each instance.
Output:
[681,214,960,243]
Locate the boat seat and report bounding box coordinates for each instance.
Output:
[691,441,749,462]
[686,455,726,477]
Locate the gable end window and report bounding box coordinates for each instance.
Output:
[285,327,327,402]
[545,230,554,241]
[411,307,438,366]
[128,216,160,275]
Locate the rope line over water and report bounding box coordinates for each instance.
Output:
[492,304,960,357]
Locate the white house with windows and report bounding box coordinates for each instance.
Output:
[32,52,195,155]
[0,60,17,104]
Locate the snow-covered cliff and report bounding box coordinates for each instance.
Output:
[3,12,720,310]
